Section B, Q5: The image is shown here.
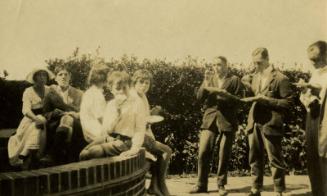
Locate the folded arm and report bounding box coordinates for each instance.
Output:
[260,78,293,110]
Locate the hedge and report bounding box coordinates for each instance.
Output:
[0,49,310,174]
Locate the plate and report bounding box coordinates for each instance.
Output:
[147,115,164,123]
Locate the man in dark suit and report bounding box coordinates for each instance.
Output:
[242,48,293,196]
[190,56,244,195]
[41,66,86,164]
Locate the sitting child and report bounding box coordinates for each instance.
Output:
[79,71,147,160]
[131,69,172,196]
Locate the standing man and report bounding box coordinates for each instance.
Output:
[297,41,327,196]
[42,65,85,164]
[242,48,293,196]
[190,56,244,195]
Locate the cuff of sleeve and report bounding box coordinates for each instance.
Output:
[130,145,141,152]
[263,97,278,107]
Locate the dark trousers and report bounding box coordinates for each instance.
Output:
[306,115,327,196]
[49,118,87,163]
[248,124,286,192]
[197,126,235,188]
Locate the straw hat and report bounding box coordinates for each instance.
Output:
[26,68,54,84]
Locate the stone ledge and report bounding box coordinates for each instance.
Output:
[0,149,149,196]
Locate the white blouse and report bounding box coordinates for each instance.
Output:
[80,85,107,143]
[22,86,50,115]
[130,89,155,139]
[102,94,147,150]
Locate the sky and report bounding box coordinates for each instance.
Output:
[0,0,326,79]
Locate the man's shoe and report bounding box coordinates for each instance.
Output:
[189,185,208,194]
[275,192,283,196]
[248,188,261,196]
[218,185,228,196]
[247,192,261,196]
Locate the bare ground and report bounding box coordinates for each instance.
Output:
[147,175,311,196]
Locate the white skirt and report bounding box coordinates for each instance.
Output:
[7,115,46,166]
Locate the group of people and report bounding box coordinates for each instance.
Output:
[7,64,171,196]
[190,41,327,196]
[5,40,327,196]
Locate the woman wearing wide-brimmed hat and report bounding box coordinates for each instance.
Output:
[8,68,54,170]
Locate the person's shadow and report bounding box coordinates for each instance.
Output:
[228,183,310,195]
[291,193,312,196]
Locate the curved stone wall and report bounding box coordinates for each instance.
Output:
[0,150,149,196]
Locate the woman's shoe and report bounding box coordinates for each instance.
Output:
[20,155,31,170]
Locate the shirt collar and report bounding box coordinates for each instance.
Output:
[262,65,273,76]
[56,85,70,93]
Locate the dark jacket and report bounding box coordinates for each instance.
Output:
[43,85,83,120]
[44,85,83,112]
[197,75,244,132]
[245,67,293,136]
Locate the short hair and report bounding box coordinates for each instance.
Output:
[252,47,269,61]
[54,65,70,75]
[308,40,327,60]
[131,69,153,86]
[216,56,227,65]
[107,71,130,90]
[33,70,49,82]
[88,67,109,86]
[213,56,228,66]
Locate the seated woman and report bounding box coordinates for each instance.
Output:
[80,66,108,143]
[79,71,147,160]
[8,68,53,170]
[130,69,172,196]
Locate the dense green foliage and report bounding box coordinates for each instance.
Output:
[0,49,310,174]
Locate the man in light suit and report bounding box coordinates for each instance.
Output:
[42,65,85,164]
[242,48,293,196]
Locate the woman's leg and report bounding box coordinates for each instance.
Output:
[21,149,40,170]
[147,141,172,196]
[38,128,47,158]
[21,123,44,169]
[154,141,172,196]
[148,162,164,196]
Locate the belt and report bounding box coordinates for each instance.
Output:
[109,133,131,141]
[32,108,43,115]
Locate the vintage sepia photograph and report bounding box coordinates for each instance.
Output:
[0,0,327,195]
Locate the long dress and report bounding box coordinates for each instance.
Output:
[7,86,49,166]
[300,66,327,196]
